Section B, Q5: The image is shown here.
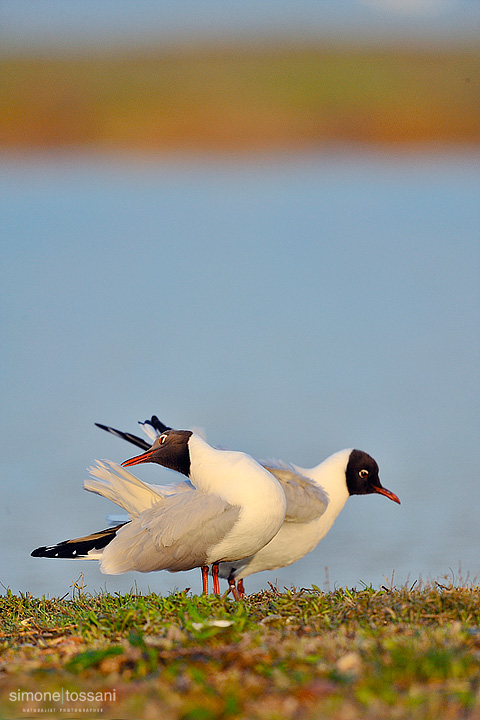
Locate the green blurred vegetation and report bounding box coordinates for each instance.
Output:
[1,43,478,150]
[2,583,480,718]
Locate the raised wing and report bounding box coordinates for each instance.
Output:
[95,422,150,451]
[262,460,328,523]
[141,415,172,439]
[95,415,173,449]
[100,490,241,574]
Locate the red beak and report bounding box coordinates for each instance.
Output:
[121,448,157,467]
[372,485,401,505]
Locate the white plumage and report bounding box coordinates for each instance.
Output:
[102,432,287,575]
[93,417,400,596]
[218,449,353,582]
[32,431,288,594]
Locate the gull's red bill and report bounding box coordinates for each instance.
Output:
[372,485,401,504]
[121,449,157,467]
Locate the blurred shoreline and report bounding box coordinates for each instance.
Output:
[1,42,478,150]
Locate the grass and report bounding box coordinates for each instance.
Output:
[1,580,480,718]
[1,42,479,150]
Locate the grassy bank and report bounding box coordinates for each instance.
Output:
[1,43,479,150]
[1,582,480,718]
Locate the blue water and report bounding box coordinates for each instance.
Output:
[1,148,479,597]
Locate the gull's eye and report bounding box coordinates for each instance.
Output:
[159,433,168,444]
[359,469,369,479]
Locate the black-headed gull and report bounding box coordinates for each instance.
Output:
[220,448,399,594]
[31,430,287,595]
[96,417,400,597]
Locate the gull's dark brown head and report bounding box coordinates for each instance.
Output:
[122,429,193,477]
[346,449,400,504]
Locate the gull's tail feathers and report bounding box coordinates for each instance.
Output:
[84,460,164,518]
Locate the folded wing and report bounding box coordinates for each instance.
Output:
[262,461,328,523]
[101,490,241,574]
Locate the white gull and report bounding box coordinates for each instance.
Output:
[31,430,287,594]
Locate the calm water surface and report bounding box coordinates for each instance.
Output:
[1,148,479,597]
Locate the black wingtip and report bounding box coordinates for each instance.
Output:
[31,544,71,558]
[31,543,73,558]
[31,524,128,560]
[31,546,47,558]
[95,422,150,450]
[144,416,172,433]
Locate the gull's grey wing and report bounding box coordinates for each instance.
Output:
[100,490,241,574]
[262,461,328,523]
[107,514,130,526]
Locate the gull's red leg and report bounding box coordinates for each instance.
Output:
[228,576,239,600]
[212,563,220,595]
[237,578,245,598]
[201,566,209,594]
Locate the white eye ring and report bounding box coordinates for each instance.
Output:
[359,469,369,479]
[159,433,168,444]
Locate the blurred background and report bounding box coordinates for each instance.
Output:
[1,0,479,598]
